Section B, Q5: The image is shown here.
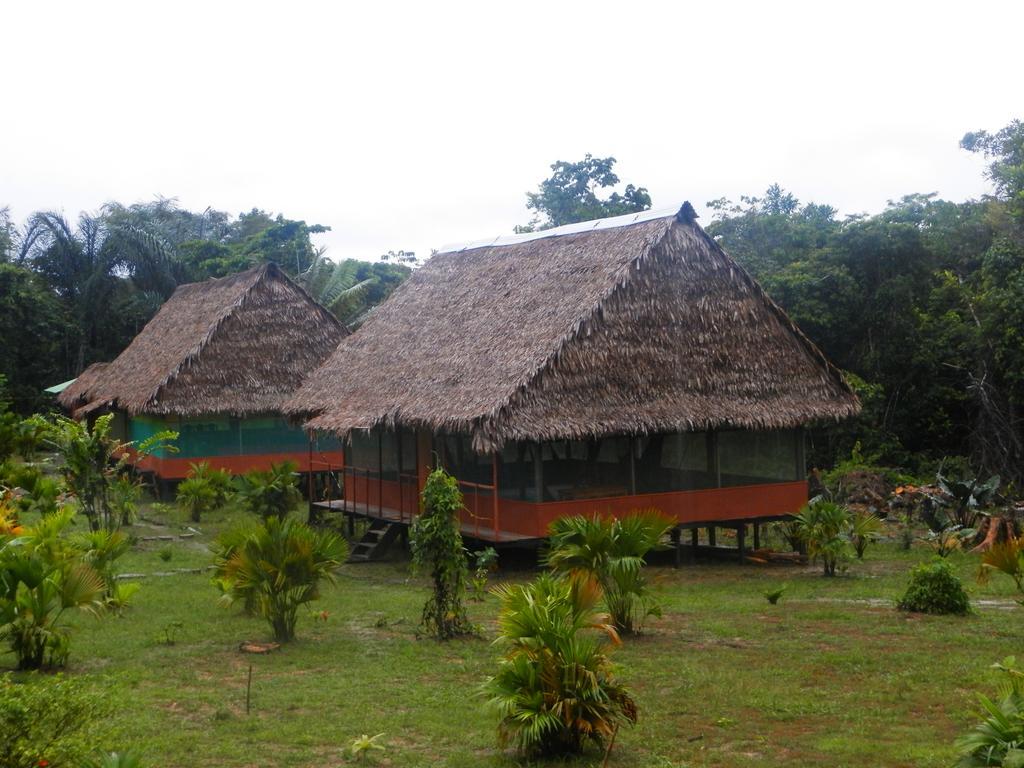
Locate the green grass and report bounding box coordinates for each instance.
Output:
[6,505,1022,767]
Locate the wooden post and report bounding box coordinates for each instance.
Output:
[753,522,761,550]
[492,454,500,543]
[671,527,681,568]
[708,526,716,547]
[306,435,316,525]
[737,524,746,564]
[690,527,699,562]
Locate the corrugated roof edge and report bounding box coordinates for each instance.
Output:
[436,204,686,254]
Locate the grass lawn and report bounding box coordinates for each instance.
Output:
[7,504,1021,767]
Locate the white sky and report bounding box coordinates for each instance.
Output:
[1,0,1021,262]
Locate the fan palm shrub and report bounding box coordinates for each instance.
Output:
[213,515,346,641]
[177,462,233,522]
[233,461,302,521]
[850,508,883,559]
[793,499,853,576]
[545,510,672,634]
[483,573,637,757]
[0,509,106,669]
[979,536,1024,603]
[955,657,1024,767]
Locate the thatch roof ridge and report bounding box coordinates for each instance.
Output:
[73,263,345,417]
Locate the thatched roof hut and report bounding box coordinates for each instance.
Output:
[287,204,859,452]
[62,263,345,417]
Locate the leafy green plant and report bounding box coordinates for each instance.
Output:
[410,468,473,639]
[765,586,786,605]
[545,509,673,634]
[955,657,1024,767]
[470,546,498,601]
[233,461,301,521]
[213,515,346,642]
[850,508,883,559]
[0,509,108,668]
[793,499,853,576]
[177,461,233,523]
[979,537,1024,603]
[350,732,386,761]
[0,672,110,768]
[897,559,971,615]
[72,528,139,611]
[923,524,975,557]
[483,573,637,757]
[46,414,176,532]
[158,545,173,562]
[109,474,142,527]
[938,471,1001,529]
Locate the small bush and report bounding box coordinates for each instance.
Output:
[177,462,233,522]
[897,559,970,615]
[0,673,110,768]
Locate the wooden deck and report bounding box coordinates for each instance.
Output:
[311,499,539,545]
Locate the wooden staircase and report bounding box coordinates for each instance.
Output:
[347,519,403,563]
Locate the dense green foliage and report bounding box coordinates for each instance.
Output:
[409,468,473,639]
[483,573,637,756]
[45,414,176,532]
[0,672,110,768]
[979,537,1024,602]
[955,657,1024,767]
[212,515,346,642]
[898,559,971,615]
[706,120,1024,483]
[545,510,672,634]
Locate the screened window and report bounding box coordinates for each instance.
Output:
[635,432,714,493]
[499,442,540,501]
[345,427,409,479]
[439,434,492,486]
[718,429,800,486]
[539,437,631,501]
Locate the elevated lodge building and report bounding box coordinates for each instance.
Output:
[286,204,860,552]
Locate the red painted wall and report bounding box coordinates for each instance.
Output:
[133,449,346,480]
[347,479,809,540]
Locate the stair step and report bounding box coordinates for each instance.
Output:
[346,520,403,563]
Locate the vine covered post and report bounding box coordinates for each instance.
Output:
[410,467,473,639]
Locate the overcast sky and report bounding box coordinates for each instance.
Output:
[2,1,1021,262]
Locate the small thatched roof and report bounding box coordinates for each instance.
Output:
[64,263,345,418]
[287,204,859,452]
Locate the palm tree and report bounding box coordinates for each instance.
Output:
[483,573,637,756]
[545,510,673,634]
[18,210,182,373]
[297,253,379,324]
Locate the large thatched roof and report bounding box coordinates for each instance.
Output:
[287,204,859,451]
[61,263,345,417]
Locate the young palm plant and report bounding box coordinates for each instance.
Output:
[483,573,637,757]
[233,461,302,521]
[545,510,673,634]
[955,657,1024,767]
[213,516,346,642]
[793,499,853,576]
[0,509,106,669]
[177,462,233,522]
[850,508,883,559]
[978,536,1024,603]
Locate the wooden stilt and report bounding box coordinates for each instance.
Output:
[671,528,681,568]
[690,528,699,561]
[737,524,746,564]
[708,526,716,547]
[753,522,761,550]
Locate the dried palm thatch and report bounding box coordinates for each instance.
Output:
[65,263,345,417]
[57,362,110,411]
[287,204,860,452]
